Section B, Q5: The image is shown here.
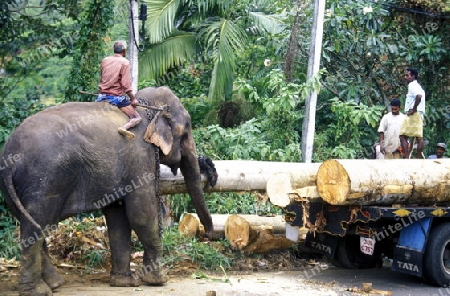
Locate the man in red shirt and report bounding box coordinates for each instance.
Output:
[97,40,142,140]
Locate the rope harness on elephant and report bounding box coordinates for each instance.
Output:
[137,98,171,237]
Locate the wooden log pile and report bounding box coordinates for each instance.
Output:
[178,213,306,254]
[163,159,450,252]
[160,160,321,207]
[160,160,320,193]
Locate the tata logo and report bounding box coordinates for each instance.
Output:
[396,260,419,272]
[310,241,332,254]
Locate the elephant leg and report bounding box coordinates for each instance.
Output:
[126,198,167,286]
[19,221,52,296]
[41,243,64,290]
[103,203,140,287]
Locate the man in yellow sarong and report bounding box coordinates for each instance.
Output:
[399,67,425,159]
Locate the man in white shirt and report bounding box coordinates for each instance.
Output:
[428,143,447,159]
[399,67,425,158]
[378,98,406,159]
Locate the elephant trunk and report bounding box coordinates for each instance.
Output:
[180,154,214,239]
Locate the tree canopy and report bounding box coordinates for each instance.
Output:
[1,0,449,158]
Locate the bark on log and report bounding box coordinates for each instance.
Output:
[266,172,323,206]
[243,229,296,255]
[316,159,450,205]
[160,160,321,204]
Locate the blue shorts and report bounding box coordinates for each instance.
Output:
[96,94,131,108]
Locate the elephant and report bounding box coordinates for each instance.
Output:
[0,86,216,296]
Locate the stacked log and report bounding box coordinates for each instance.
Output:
[160,160,321,207]
[178,213,305,254]
[316,159,450,205]
[171,159,450,253]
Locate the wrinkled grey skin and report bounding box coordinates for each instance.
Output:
[0,86,213,295]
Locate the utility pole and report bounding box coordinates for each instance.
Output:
[301,0,325,163]
[129,0,139,93]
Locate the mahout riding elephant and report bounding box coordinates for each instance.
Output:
[0,86,216,296]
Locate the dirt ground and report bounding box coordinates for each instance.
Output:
[0,218,361,296]
[0,256,360,296]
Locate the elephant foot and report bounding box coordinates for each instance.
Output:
[110,272,140,287]
[42,264,64,290]
[118,127,135,140]
[141,269,168,286]
[20,279,53,296]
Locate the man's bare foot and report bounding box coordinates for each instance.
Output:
[118,127,135,140]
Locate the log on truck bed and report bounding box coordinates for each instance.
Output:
[316,159,450,206]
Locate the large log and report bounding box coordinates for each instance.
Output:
[160,160,321,206]
[316,159,450,205]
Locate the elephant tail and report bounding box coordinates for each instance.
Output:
[4,171,43,232]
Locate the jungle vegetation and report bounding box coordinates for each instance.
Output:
[0,0,449,260]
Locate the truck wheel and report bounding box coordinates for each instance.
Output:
[335,235,380,269]
[423,223,450,287]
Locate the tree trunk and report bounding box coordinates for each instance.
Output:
[283,0,303,82]
[316,159,450,205]
[160,160,321,205]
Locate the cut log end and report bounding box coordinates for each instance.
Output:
[178,213,204,238]
[225,215,250,250]
[267,172,292,207]
[316,159,350,205]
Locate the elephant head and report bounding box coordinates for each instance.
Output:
[136,86,215,238]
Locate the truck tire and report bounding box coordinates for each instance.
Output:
[335,235,380,269]
[423,223,450,287]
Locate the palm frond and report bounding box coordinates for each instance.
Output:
[200,18,247,100]
[139,30,196,81]
[114,0,129,18]
[248,11,288,34]
[145,0,181,43]
[189,0,221,15]
[208,58,233,101]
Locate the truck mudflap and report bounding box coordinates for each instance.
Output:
[392,217,433,277]
[304,231,340,258]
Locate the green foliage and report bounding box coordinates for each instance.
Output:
[0,212,20,260]
[194,119,300,162]
[83,250,107,269]
[0,98,46,148]
[168,192,280,224]
[162,65,215,127]
[321,0,397,105]
[65,0,115,102]
[140,0,292,101]
[206,192,281,216]
[162,227,231,270]
[0,0,79,102]
[314,97,384,161]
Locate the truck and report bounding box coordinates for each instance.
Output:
[161,158,450,287]
[282,158,450,287]
[285,202,450,286]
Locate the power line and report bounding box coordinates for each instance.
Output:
[129,0,144,51]
[371,1,450,19]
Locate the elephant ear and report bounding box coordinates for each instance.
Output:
[143,111,173,155]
